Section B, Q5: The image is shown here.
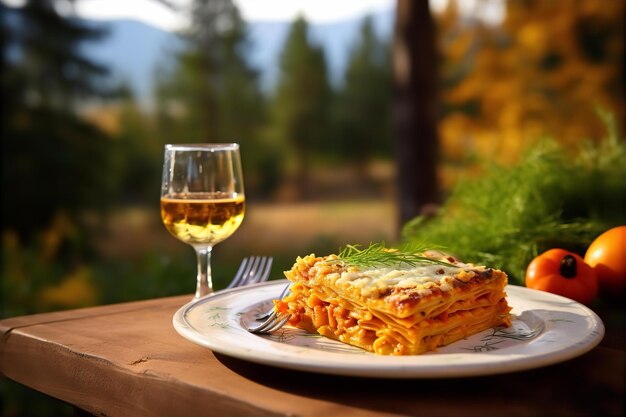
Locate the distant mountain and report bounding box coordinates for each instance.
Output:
[81,8,394,107]
[80,19,184,105]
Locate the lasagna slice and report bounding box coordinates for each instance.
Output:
[274,253,512,355]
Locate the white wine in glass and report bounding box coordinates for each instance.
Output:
[160,143,245,299]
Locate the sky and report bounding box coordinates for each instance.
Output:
[1,0,506,30]
[1,0,396,31]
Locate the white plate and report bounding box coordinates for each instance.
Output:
[173,280,604,378]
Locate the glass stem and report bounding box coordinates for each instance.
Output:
[194,245,214,298]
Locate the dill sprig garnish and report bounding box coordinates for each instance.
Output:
[329,242,453,268]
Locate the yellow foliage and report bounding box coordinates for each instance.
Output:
[39,211,77,262]
[445,30,474,61]
[517,22,548,58]
[2,231,26,286]
[38,267,99,309]
[435,0,624,181]
[80,105,122,135]
[439,112,476,160]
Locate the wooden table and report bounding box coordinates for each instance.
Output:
[1,294,624,417]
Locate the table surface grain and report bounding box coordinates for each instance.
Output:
[1,293,624,417]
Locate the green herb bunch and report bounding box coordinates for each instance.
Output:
[402,109,626,285]
[330,242,452,268]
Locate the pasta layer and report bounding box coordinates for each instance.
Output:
[274,254,512,355]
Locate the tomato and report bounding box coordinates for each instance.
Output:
[525,248,598,305]
[584,226,626,295]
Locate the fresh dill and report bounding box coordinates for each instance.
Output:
[401,109,626,285]
[329,242,453,268]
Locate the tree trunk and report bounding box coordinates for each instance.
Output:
[393,0,439,234]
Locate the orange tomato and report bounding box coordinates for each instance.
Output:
[525,248,598,305]
[584,226,626,295]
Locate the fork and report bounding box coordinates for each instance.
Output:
[248,311,290,335]
[255,283,291,321]
[248,284,291,334]
[226,256,273,289]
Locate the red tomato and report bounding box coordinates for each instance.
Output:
[584,226,626,295]
[525,248,598,305]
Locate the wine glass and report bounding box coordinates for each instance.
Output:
[160,143,245,299]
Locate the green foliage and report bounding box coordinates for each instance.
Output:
[271,16,331,190]
[1,0,117,240]
[4,0,110,108]
[333,16,393,163]
[153,0,269,196]
[114,89,164,202]
[1,108,117,239]
[402,111,626,284]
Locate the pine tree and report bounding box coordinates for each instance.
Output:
[154,0,266,191]
[335,15,392,171]
[1,0,115,239]
[272,16,330,196]
[9,0,110,109]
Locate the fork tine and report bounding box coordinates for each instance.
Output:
[255,283,290,321]
[239,256,259,285]
[228,256,257,289]
[227,256,274,290]
[265,315,290,333]
[255,257,273,284]
[242,256,265,285]
[248,256,271,285]
[248,311,278,333]
[249,312,290,334]
[245,256,261,284]
[226,257,249,289]
[244,256,265,285]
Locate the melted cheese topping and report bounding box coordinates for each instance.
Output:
[327,262,484,299]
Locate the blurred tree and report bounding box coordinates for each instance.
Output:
[1,2,117,414]
[334,15,393,172]
[153,0,268,195]
[114,85,162,203]
[271,16,331,197]
[436,0,624,188]
[393,0,440,227]
[1,0,115,241]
